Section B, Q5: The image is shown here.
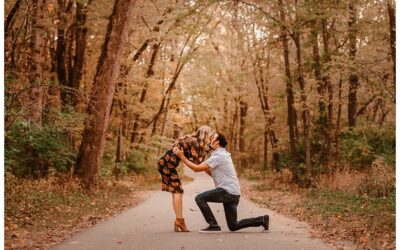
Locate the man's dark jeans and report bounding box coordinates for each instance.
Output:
[195,188,264,231]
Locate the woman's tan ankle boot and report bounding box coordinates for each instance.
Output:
[174,218,190,232]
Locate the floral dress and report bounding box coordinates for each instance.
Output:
[157,137,204,193]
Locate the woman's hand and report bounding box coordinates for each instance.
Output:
[173,146,184,158]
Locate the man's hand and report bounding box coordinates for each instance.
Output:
[173,146,184,159]
[173,146,211,173]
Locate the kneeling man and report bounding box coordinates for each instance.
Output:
[173,133,269,233]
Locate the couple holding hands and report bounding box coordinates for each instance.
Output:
[157,126,270,233]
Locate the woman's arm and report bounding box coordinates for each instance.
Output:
[173,146,210,172]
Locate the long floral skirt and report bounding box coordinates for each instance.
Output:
[157,149,184,193]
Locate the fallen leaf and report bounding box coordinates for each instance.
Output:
[359,236,368,244]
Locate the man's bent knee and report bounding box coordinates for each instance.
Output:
[195,194,204,204]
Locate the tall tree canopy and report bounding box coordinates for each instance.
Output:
[5,0,395,187]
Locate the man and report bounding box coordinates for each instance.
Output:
[173,133,269,233]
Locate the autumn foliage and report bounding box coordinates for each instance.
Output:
[4,0,395,249]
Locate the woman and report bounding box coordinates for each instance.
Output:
[157,126,215,232]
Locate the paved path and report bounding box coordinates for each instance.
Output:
[53,169,335,250]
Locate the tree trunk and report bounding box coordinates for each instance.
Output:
[264,127,268,171]
[116,126,122,163]
[69,2,91,106]
[230,98,239,151]
[253,51,277,171]
[387,0,395,100]
[172,107,182,139]
[321,18,334,167]
[28,0,44,124]
[76,0,135,188]
[55,1,89,107]
[278,0,298,181]
[294,0,311,186]
[66,22,74,92]
[115,82,126,163]
[294,33,312,184]
[311,17,332,168]
[138,21,202,140]
[130,42,161,143]
[311,20,325,118]
[160,91,172,137]
[151,79,176,137]
[55,1,74,106]
[222,94,229,134]
[239,100,248,152]
[348,1,359,127]
[336,77,343,160]
[237,99,248,170]
[151,49,189,137]
[5,0,22,35]
[132,7,172,62]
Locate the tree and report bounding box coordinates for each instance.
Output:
[321,14,335,167]
[55,0,92,107]
[386,0,395,99]
[5,0,21,36]
[69,1,92,106]
[278,0,298,181]
[347,0,359,127]
[28,0,45,124]
[292,0,311,186]
[76,0,135,188]
[129,7,175,143]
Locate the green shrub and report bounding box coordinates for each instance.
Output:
[103,135,174,178]
[273,142,322,175]
[124,150,151,174]
[358,157,395,197]
[340,124,395,169]
[5,121,76,177]
[5,107,84,178]
[270,124,395,185]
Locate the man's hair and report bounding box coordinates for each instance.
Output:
[216,133,228,148]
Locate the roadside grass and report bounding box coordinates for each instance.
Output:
[5,173,160,249]
[241,170,395,250]
[305,189,395,223]
[304,188,395,247]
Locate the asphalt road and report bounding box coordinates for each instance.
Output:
[53,168,336,250]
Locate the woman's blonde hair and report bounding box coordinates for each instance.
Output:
[193,125,215,153]
[178,125,215,155]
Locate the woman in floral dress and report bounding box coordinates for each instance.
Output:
[157,126,215,232]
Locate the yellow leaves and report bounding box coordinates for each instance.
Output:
[47,3,55,13]
[359,236,368,244]
[9,223,18,230]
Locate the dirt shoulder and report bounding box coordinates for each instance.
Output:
[239,177,395,250]
[5,174,160,249]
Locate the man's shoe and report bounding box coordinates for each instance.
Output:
[199,225,222,233]
[262,215,270,231]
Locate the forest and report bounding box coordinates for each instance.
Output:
[4,0,395,249]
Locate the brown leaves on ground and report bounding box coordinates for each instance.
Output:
[240,173,395,250]
[5,173,158,249]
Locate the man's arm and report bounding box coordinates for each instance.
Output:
[205,169,212,177]
[173,146,210,173]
